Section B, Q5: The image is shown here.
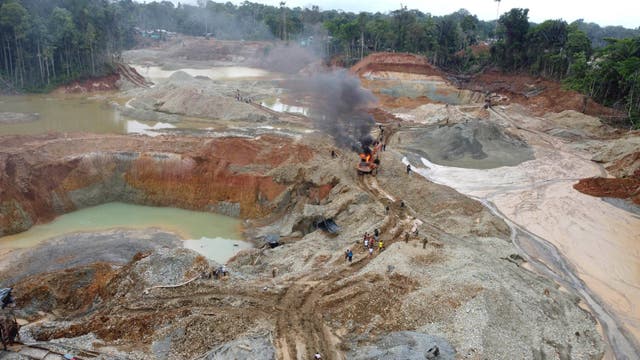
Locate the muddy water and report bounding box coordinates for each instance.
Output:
[402,113,640,358]
[370,78,474,105]
[0,94,176,136]
[0,202,250,263]
[261,98,309,116]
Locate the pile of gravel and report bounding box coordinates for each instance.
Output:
[0,229,182,286]
[399,120,534,169]
[133,247,216,287]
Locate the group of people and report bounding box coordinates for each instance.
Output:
[344,229,386,264]
[203,265,228,280]
[362,228,384,255]
[235,89,254,104]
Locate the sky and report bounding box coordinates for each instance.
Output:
[169,0,639,29]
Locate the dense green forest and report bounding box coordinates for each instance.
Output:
[0,0,638,125]
[0,0,136,90]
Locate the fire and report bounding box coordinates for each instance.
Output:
[359,153,371,162]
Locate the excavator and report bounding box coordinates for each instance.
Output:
[356,140,382,176]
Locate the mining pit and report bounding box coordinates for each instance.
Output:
[1,38,639,360]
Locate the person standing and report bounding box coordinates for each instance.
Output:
[347,249,353,262]
[406,164,412,175]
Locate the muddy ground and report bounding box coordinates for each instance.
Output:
[1,37,639,359]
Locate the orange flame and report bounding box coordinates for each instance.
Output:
[359,153,371,162]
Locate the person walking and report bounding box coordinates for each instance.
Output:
[347,249,353,262]
[378,240,384,252]
[406,163,412,175]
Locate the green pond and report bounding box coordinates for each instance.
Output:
[0,202,250,263]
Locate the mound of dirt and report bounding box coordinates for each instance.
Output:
[398,120,534,169]
[133,247,214,288]
[124,71,275,122]
[0,229,182,286]
[544,110,607,136]
[460,70,623,118]
[588,134,640,178]
[351,53,444,78]
[574,177,640,205]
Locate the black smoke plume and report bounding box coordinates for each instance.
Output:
[291,69,376,151]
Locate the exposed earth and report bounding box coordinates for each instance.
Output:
[1,38,639,360]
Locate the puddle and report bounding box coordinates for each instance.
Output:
[378,80,472,105]
[0,202,251,263]
[260,98,309,115]
[127,120,176,136]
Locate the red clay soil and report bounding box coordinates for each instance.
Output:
[58,73,121,93]
[15,262,118,318]
[0,133,323,236]
[574,176,640,205]
[351,52,445,78]
[461,70,623,118]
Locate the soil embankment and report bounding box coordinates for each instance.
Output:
[0,133,319,236]
[351,52,444,78]
[459,70,624,119]
[53,64,149,94]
